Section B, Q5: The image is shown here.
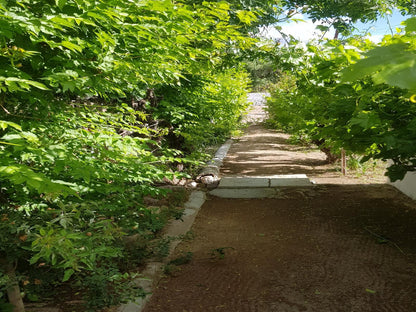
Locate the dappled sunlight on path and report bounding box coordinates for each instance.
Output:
[141,94,414,312]
[221,125,387,184]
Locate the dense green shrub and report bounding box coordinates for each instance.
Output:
[0,0,257,309]
[154,69,251,151]
[267,19,416,179]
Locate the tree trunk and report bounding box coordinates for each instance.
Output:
[1,259,25,312]
[312,139,339,163]
[341,148,347,175]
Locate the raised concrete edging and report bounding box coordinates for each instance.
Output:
[218,175,311,189]
[197,139,233,180]
[219,177,270,188]
[209,187,279,199]
[386,160,416,200]
[118,191,206,312]
[210,175,313,199]
[209,139,233,167]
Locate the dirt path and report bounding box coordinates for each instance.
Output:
[143,97,416,312]
[220,125,387,185]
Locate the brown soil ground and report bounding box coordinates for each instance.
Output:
[143,123,416,312]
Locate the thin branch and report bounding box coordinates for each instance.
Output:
[386,15,394,37]
[275,27,290,46]
[0,103,11,115]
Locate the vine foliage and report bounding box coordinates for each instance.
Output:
[267,17,416,181]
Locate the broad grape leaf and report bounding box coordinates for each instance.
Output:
[349,111,381,130]
[342,43,416,90]
[404,17,416,33]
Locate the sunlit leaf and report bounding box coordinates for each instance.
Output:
[62,269,75,282]
[61,40,83,52]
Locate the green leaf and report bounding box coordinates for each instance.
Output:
[61,80,77,92]
[236,10,257,25]
[316,25,330,32]
[349,111,381,130]
[50,16,74,28]
[0,77,49,91]
[404,17,416,33]
[62,269,74,282]
[26,80,50,90]
[0,141,21,146]
[342,43,416,90]
[0,120,22,131]
[373,59,416,90]
[61,41,83,52]
[56,0,67,9]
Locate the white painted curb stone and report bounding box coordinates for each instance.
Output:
[197,139,233,182]
[210,175,313,199]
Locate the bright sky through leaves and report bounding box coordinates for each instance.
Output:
[262,9,409,42]
[352,10,410,42]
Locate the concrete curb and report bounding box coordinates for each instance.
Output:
[118,191,206,312]
[210,139,233,168]
[209,175,313,199]
[218,175,312,188]
[197,139,233,181]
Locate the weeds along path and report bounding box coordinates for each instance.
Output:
[142,95,416,312]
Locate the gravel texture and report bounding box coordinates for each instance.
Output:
[244,92,270,124]
[247,92,270,106]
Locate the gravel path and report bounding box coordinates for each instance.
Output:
[244,92,270,124]
[247,92,270,106]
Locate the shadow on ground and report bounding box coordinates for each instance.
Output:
[221,125,387,185]
[143,184,416,312]
[142,124,414,312]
